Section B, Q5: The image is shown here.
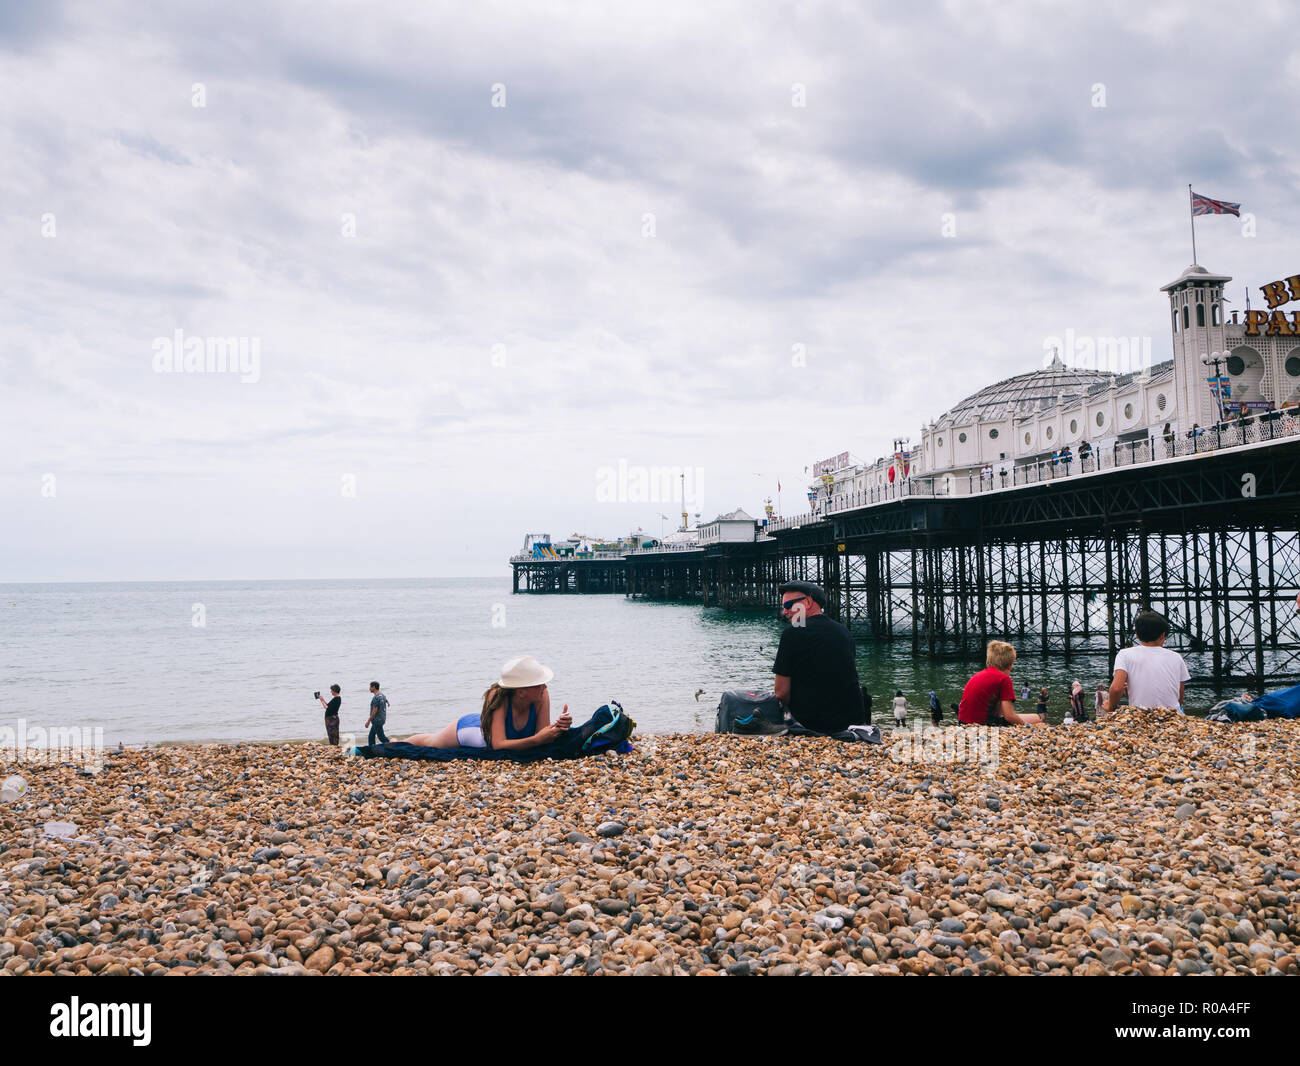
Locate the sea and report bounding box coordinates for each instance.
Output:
[0,577,1223,748]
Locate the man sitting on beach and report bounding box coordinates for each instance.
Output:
[1105,611,1190,713]
[958,641,1044,726]
[772,581,865,734]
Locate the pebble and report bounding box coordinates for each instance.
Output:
[984,890,1021,910]
[0,706,1293,976]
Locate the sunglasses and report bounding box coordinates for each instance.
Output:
[781,596,807,611]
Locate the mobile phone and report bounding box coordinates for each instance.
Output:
[314,691,321,699]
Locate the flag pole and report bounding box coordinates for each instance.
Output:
[1188,184,1198,264]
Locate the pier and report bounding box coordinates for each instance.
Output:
[510,255,1300,685]
[511,430,1300,685]
[770,433,1300,685]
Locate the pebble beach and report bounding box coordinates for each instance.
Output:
[2,707,1297,976]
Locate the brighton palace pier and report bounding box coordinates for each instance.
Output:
[514,262,1300,686]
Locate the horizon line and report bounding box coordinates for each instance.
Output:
[0,574,510,586]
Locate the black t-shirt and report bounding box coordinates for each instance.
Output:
[325,695,341,717]
[772,614,864,733]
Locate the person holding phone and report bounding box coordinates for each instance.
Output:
[317,684,342,745]
[404,655,570,750]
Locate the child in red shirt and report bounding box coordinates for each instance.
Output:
[958,641,1045,726]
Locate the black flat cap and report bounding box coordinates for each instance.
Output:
[778,580,827,608]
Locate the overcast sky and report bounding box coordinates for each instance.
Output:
[3,0,1298,581]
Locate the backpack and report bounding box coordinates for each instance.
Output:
[560,702,633,754]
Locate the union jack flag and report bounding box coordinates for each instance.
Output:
[1191,191,1240,217]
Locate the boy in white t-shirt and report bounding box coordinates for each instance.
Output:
[1106,611,1191,713]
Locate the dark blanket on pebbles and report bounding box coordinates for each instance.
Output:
[715,689,881,744]
[354,703,635,762]
[785,722,882,744]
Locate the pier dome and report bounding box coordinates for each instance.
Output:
[936,351,1118,425]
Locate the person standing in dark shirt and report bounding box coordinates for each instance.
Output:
[318,684,342,746]
[366,681,390,746]
[772,581,865,733]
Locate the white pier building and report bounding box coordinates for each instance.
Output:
[800,262,1300,515]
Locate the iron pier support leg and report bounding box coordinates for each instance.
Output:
[1249,526,1265,685]
[911,537,920,656]
[1080,535,1090,640]
[1208,528,1223,682]
[1138,523,1152,610]
[1267,529,1278,646]
[1105,529,1117,668]
[1061,536,1072,663]
[1039,539,1049,657]
[928,543,939,656]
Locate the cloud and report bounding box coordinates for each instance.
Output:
[2,0,1297,579]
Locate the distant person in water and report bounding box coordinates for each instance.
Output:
[405,655,571,750]
[929,690,942,725]
[365,682,390,747]
[958,641,1044,727]
[1094,682,1107,719]
[772,581,865,733]
[1069,681,1087,723]
[892,689,908,726]
[1035,686,1049,718]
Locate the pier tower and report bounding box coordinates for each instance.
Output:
[1161,263,1233,433]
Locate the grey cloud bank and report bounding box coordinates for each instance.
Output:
[2,0,1297,580]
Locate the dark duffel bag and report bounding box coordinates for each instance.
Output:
[716,690,788,734]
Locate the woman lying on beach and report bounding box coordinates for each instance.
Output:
[403,654,572,750]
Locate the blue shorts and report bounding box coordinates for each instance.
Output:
[456,713,486,748]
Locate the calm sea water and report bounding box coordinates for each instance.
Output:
[0,577,1222,747]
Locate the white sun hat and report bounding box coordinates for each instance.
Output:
[499,654,554,688]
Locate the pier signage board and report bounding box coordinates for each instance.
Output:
[1247,272,1300,336]
[813,451,850,476]
[1260,272,1300,310]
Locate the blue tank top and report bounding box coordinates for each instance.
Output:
[504,697,537,740]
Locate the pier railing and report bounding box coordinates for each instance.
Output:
[768,412,1300,531]
[508,550,628,563]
